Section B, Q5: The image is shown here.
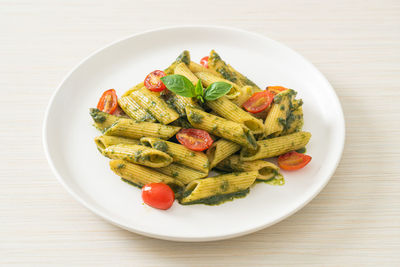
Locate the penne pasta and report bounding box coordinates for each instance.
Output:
[122,82,145,97]
[264,89,296,136]
[140,137,210,173]
[180,171,258,205]
[104,144,173,168]
[130,87,180,124]
[206,96,264,134]
[189,61,221,76]
[208,50,261,91]
[110,159,183,190]
[95,135,139,154]
[206,139,241,169]
[174,62,199,85]
[216,155,284,184]
[118,94,156,122]
[240,131,311,161]
[155,163,208,185]
[103,118,181,140]
[186,106,257,150]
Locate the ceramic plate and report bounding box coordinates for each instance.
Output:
[43,26,345,241]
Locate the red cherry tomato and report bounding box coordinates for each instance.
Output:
[144,70,167,92]
[200,56,209,68]
[267,86,288,95]
[242,90,275,113]
[142,183,175,210]
[278,151,312,171]
[176,128,213,151]
[97,89,118,114]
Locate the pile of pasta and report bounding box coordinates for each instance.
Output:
[90,50,311,205]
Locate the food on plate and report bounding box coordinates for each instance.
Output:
[89,50,311,209]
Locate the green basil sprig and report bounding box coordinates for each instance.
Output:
[160,74,232,103]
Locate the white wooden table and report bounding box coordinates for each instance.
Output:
[1,0,399,266]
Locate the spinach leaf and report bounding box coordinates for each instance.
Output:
[204,82,233,101]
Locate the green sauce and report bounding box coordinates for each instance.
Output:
[296,147,306,153]
[121,178,143,189]
[180,188,250,206]
[116,163,125,169]
[89,108,106,123]
[153,141,168,152]
[176,50,190,65]
[189,112,204,124]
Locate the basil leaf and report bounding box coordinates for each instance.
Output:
[194,79,204,97]
[160,75,195,97]
[204,82,233,101]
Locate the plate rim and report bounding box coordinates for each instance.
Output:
[43,25,346,242]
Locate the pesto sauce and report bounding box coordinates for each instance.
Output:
[244,130,257,148]
[153,141,168,152]
[116,163,125,169]
[180,188,250,206]
[89,108,106,123]
[121,178,143,189]
[189,112,204,124]
[296,147,306,153]
[176,50,190,65]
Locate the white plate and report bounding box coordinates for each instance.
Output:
[43,26,345,242]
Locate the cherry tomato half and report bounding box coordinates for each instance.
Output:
[200,56,209,68]
[176,128,213,151]
[267,86,288,95]
[242,90,275,113]
[142,183,175,210]
[97,89,118,114]
[144,70,167,92]
[278,151,312,171]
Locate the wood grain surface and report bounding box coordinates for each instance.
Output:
[1,0,399,266]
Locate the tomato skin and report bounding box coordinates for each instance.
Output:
[176,128,213,151]
[144,70,167,92]
[242,90,275,113]
[142,183,175,210]
[200,56,209,68]
[97,89,118,114]
[267,86,288,95]
[278,151,312,171]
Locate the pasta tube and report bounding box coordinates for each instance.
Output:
[164,50,191,75]
[174,62,199,85]
[208,50,261,91]
[240,131,311,161]
[103,118,181,140]
[189,61,221,76]
[206,96,264,134]
[216,155,284,184]
[122,82,145,97]
[95,135,139,154]
[186,106,257,150]
[156,163,208,185]
[118,95,156,122]
[264,89,296,136]
[140,137,209,173]
[206,139,241,169]
[109,159,183,189]
[180,171,258,205]
[130,87,179,124]
[104,144,173,168]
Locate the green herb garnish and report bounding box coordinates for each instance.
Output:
[160,74,232,103]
